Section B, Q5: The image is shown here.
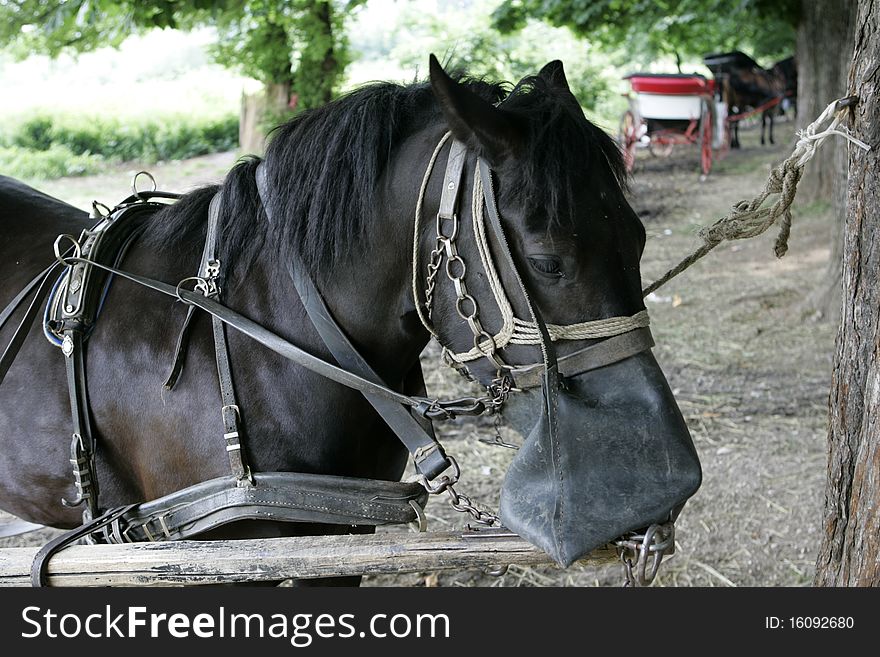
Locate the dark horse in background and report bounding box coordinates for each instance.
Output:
[705,51,796,148]
[0,57,700,583]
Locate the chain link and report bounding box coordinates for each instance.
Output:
[424,212,507,373]
[424,241,445,321]
[615,521,675,587]
[444,485,500,526]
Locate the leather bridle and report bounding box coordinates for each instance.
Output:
[412,132,655,389]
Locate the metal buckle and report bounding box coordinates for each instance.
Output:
[221,404,241,421]
[410,455,461,494]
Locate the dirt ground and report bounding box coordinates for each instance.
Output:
[2,118,835,586]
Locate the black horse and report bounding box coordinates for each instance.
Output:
[0,57,700,582]
[705,51,787,148]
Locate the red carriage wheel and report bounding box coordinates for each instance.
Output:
[699,101,713,175]
[649,137,674,158]
[618,110,638,171]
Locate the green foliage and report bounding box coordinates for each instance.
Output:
[390,7,614,113]
[492,0,799,65]
[292,0,349,109]
[0,1,358,112]
[0,112,239,179]
[0,144,102,179]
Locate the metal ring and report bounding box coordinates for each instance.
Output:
[91,201,112,218]
[174,276,207,304]
[131,171,157,200]
[53,234,82,267]
[455,294,478,320]
[408,500,428,533]
[435,212,459,242]
[445,254,467,280]
[473,330,497,357]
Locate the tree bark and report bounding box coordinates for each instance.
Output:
[295,0,339,110]
[239,82,292,155]
[814,0,880,586]
[799,0,857,320]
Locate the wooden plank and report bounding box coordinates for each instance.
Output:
[0,529,618,587]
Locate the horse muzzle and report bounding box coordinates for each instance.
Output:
[498,349,702,567]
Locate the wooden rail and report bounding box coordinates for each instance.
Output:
[0,530,618,586]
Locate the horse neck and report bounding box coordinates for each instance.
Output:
[222,167,430,389]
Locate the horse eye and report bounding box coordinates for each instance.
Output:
[527,256,564,278]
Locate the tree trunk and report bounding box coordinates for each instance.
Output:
[798,0,857,320]
[295,1,340,110]
[814,0,880,586]
[797,0,856,203]
[237,19,294,154]
[239,82,292,155]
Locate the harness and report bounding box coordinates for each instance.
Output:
[2,134,659,585]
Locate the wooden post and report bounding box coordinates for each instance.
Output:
[0,530,618,587]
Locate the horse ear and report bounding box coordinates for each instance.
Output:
[538,60,570,92]
[428,54,524,163]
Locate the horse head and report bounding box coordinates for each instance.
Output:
[420,57,702,566]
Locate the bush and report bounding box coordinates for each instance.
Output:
[0,144,102,179]
[0,113,239,179]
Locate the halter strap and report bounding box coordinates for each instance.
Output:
[412,135,652,373]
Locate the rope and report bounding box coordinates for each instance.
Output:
[412,131,452,338]
[643,95,871,297]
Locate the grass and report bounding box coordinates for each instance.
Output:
[0,113,239,180]
[0,144,102,179]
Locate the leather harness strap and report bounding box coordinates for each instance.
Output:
[31,504,137,587]
[0,262,62,386]
[163,194,252,482]
[255,164,451,479]
[61,329,99,517]
[202,193,252,484]
[510,327,655,389]
[100,472,428,544]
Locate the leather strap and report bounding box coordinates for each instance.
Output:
[60,255,437,406]
[61,329,99,517]
[256,165,450,479]
[438,139,467,220]
[31,504,137,586]
[165,194,251,481]
[287,253,450,479]
[0,262,61,386]
[510,327,655,389]
[0,264,55,332]
[162,304,196,389]
[100,472,428,544]
[477,158,559,376]
[203,193,251,484]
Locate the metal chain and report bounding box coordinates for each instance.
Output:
[615,521,676,587]
[424,240,444,322]
[444,485,500,526]
[425,212,507,373]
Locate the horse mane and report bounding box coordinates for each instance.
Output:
[145,73,626,275]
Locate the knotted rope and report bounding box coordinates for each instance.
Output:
[642,95,871,297]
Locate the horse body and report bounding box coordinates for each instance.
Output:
[0,59,701,574]
[708,51,792,148]
[0,166,420,531]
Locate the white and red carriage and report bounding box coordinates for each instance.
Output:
[619,73,728,176]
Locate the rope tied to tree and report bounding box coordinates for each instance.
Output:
[642,95,871,297]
